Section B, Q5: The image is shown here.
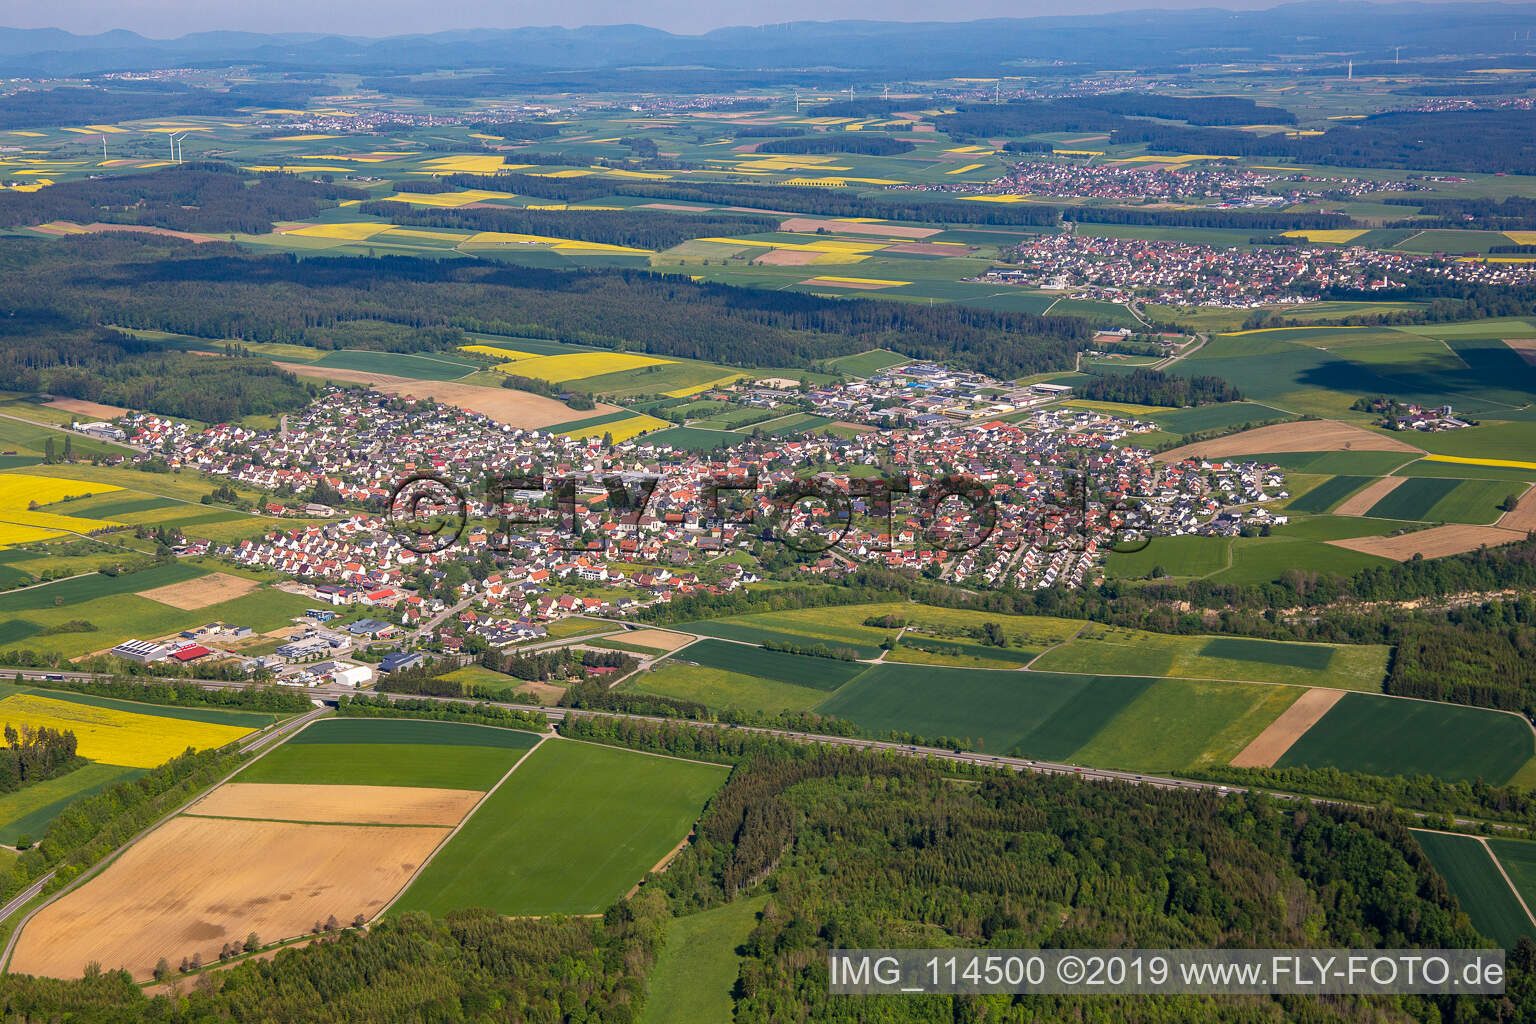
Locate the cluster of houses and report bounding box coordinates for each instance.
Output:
[108,374,1289,605]
[897,159,1423,205]
[988,233,1536,307]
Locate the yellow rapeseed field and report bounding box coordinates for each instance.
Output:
[1282,229,1368,244]
[0,524,68,545]
[1423,454,1536,472]
[945,163,986,175]
[459,344,538,360]
[282,223,394,241]
[420,155,510,174]
[492,352,673,382]
[564,414,670,443]
[379,189,516,208]
[664,374,747,398]
[0,694,255,769]
[0,474,119,508]
[1505,232,1536,246]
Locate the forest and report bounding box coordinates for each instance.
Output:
[754,134,915,155]
[0,163,362,234]
[0,724,79,794]
[0,235,1096,380]
[0,316,313,422]
[940,102,1536,174]
[2,733,1528,1021]
[359,202,780,250]
[1076,368,1242,406]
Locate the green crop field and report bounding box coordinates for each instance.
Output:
[0,763,143,845]
[238,718,540,789]
[308,349,478,381]
[884,635,1039,669]
[1286,475,1372,514]
[642,427,742,452]
[625,663,833,715]
[815,664,1154,757]
[1366,477,1460,520]
[1415,831,1533,947]
[1252,450,1418,475]
[640,897,766,1024]
[1211,536,1394,585]
[1488,838,1536,938]
[677,621,885,660]
[825,349,908,377]
[1276,694,1533,783]
[1104,534,1232,579]
[670,638,868,689]
[391,739,726,917]
[1069,678,1301,773]
[1142,402,1292,437]
[1421,479,1522,524]
[1030,624,1388,689]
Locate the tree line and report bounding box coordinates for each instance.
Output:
[0,723,79,794]
[1076,368,1242,406]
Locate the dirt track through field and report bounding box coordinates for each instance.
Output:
[138,572,258,610]
[1156,420,1420,462]
[9,816,450,981]
[272,363,619,428]
[1230,688,1347,768]
[1334,476,1407,516]
[187,783,484,826]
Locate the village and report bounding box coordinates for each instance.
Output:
[982,232,1536,307]
[76,372,1295,688]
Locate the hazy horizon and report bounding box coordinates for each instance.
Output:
[1,0,1437,40]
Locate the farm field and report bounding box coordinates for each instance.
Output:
[624,662,833,716]
[815,664,1155,758]
[9,814,453,981]
[0,566,314,659]
[1275,693,1533,784]
[1285,475,1372,514]
[308,349,479,381]
[1068,678,1301,773]
[6,716,549,980]
[669,638,868,689]
[391,738,726,917]
[235,718,540,789]
[640,897,766,1024]
[1030,623,1390,690]
[1365,476,1511,523]
[1414,831,1533,947]
[1487,838,1536,933]
[0,691,260,768]
[0,762,142,845]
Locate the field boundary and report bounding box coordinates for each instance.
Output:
[371,734,547,921]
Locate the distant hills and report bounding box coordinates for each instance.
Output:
[2,3,1536,77]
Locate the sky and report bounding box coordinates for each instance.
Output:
[10,0,1302,39]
